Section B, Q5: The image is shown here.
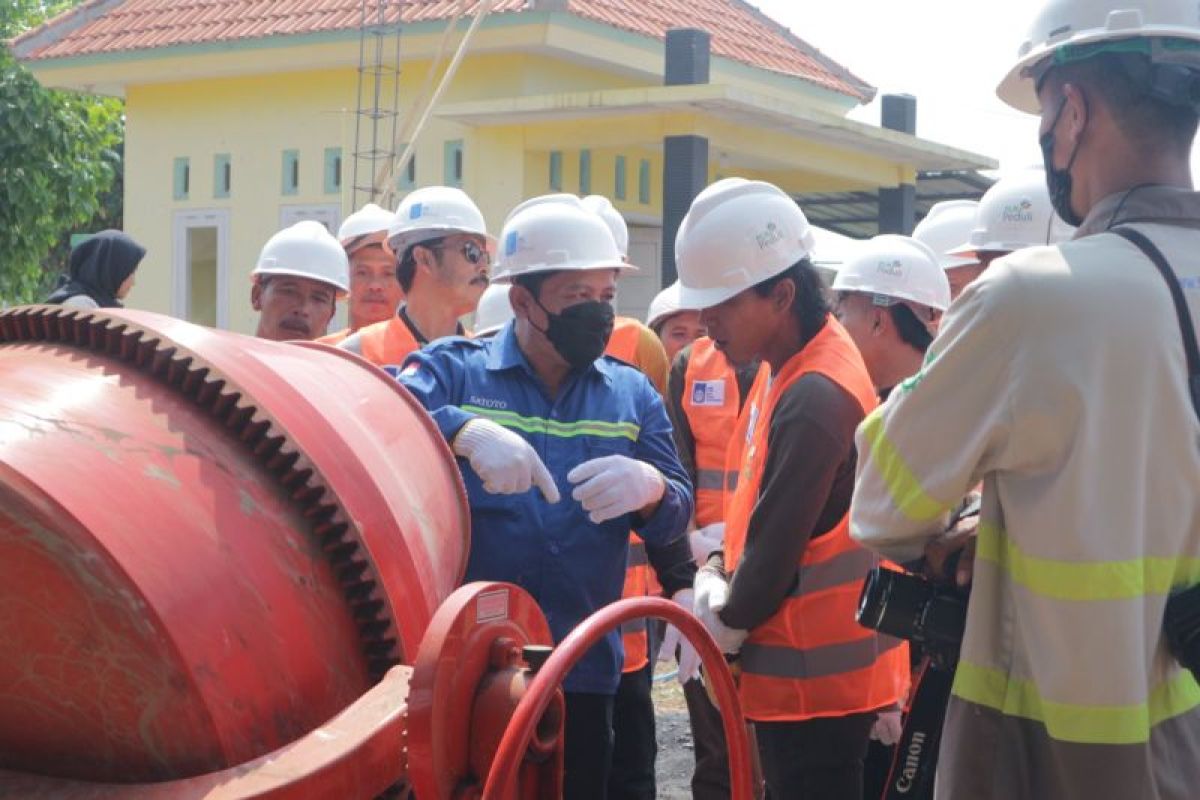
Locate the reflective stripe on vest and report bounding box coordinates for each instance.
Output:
[608,320,655,674]
[358,316,420,367]
[723,316,910,722]
[683,337,742,527]
[621,535,650,673]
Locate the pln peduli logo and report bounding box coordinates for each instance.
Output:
[1001,199,1034,224]
[755,221,785,250]
[876,259,904,277]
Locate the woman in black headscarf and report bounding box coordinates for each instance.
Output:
[45,230,146,309]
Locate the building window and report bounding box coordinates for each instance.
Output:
[324,147,342,195]
[614,155,627,201]
[282,149,300,196]
[579,150,592,195]
[444,140,464,188]
[213,154,231,199]
[638,159,651,205]
[549,150,563,192]
[398,144,416,191]
[173,157,190,201]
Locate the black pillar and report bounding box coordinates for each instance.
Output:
[878,93,918,235]
[661,29,712,287]
[662,135,710,287]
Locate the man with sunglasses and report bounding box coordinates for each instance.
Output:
[341,186,494,366]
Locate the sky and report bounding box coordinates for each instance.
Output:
[753,0,1046,174]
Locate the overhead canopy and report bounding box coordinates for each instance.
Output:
[437,84,996,182]
[795,170,996,239]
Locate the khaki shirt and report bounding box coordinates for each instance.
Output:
[851,186,1200,800]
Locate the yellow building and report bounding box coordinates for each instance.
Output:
[14,0,994,332]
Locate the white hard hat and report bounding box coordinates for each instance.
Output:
[338,203,394,253]
[472,282,514,336]
[832,235,951,313]
[253,220,349,295]
[949,168,1076,258]
[675,178,817,310]
[491,194,635,283]
[646,281,690,330]
[912,200,981,271]
[581,195,630,257]
[387,186,494,255]
[997,0,1200,113]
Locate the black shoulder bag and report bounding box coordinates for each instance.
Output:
[1111,226,1200,683]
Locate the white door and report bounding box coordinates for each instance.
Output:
[621,224,664,323]
[172,209,231,328]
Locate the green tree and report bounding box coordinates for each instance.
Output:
[1,1,124,304]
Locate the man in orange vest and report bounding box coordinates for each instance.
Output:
[318,203,403,345]
[650,280,761,800]
[676,178,909,799]
[340,186,494,366]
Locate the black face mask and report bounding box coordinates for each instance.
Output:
[1039,96,1085,228]
[534,297,615,369]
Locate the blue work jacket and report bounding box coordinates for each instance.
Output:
[395,322,693,694]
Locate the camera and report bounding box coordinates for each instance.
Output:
[1164,583,1200,681]
[856,565,969,666]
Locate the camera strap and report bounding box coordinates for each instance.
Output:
[1111,227,1200,423]
[882,656,954,800]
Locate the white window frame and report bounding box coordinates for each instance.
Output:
[172,209,231,329]
[278,203,347,331]
[278,203,342,233]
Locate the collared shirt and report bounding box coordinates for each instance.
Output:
[851,186,1200,798]
[395,321,693,694]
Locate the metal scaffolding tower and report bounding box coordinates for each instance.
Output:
[352,0,403,208]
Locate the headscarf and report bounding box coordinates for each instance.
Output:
[45,230,146,308]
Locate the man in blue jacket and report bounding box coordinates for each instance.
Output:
[397,194,693,799]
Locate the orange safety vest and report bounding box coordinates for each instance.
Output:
[316,328,351,346]
[724,316,909,722]
[682,337,743,528]
[607,317,660,673]
[356,316,421,368]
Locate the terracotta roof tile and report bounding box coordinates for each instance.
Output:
[11,0,872,101]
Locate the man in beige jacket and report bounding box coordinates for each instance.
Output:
[851,2,1200,798]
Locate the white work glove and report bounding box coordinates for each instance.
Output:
[657,589,702,685]
[870,709,903,746]
[688,522,725,567]
[693,569,748,655]
[452,418,561,502]
[567,455,666,524]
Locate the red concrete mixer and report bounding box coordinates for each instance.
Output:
[0,306,754,799]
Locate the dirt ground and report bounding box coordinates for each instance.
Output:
[652,668,697,799]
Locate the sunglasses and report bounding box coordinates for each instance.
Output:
[430,240,491,267]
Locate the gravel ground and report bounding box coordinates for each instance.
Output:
[653,669,696,799]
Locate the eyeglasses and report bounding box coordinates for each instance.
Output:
[429,240,491,267]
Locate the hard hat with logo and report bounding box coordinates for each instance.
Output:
[491,194,636,283]
[997,0,1200,113]
[832,234,951,313]
[387,186,495,256]
[581,194,630,258]
[675,178,817,310]
[337,203,394,254]
[948,168,1076,258]
[646,281,691,330]
[473,282,515,336]
[253,220,350,295]
[912,200,981,271]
